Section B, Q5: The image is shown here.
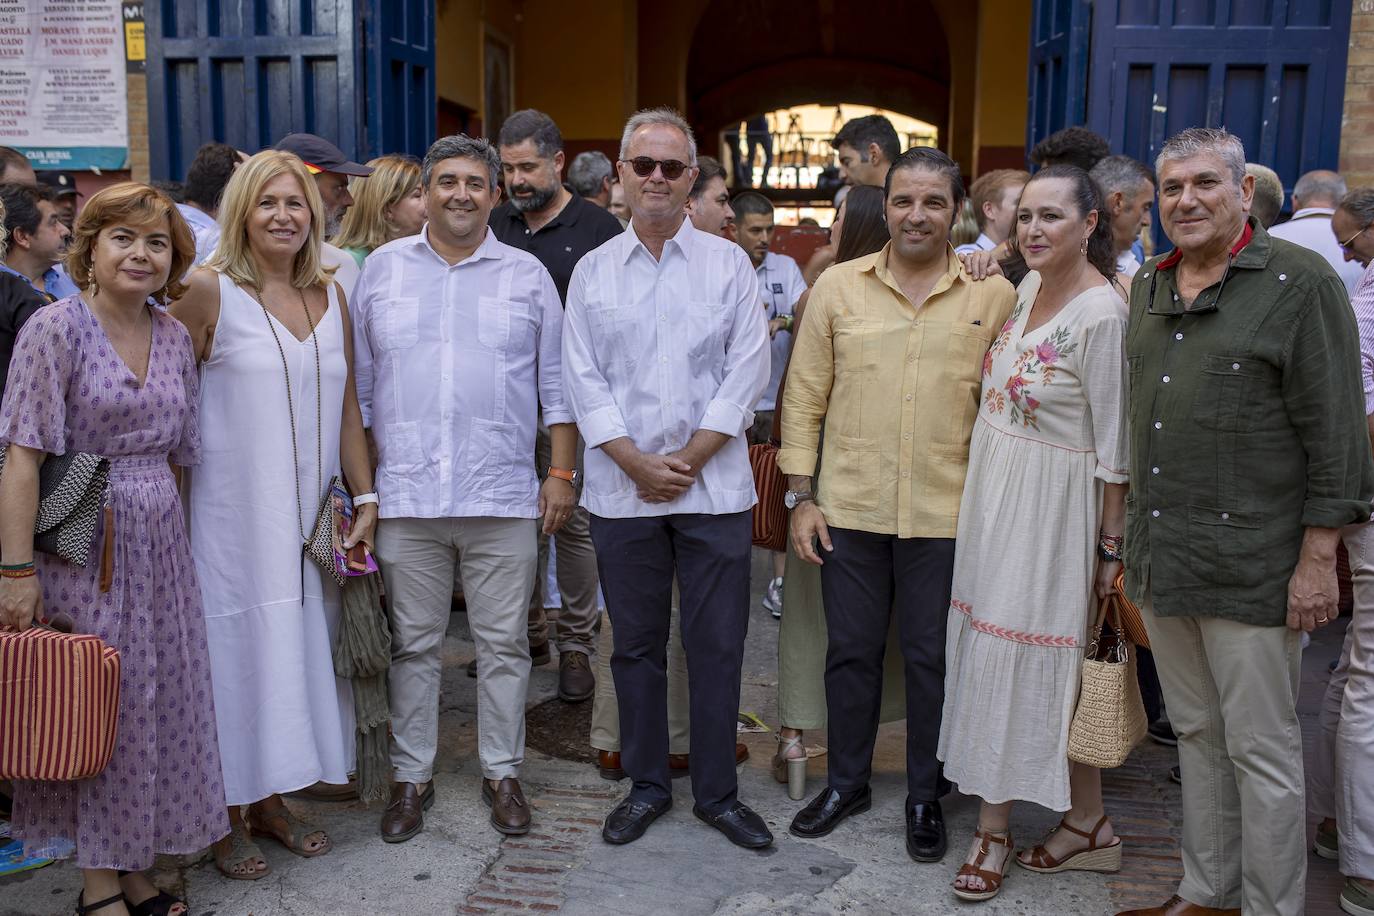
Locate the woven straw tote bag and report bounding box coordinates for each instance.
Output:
[1067,593,1148,769]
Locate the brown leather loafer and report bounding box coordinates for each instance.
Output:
[380,782,434,843]
[598,750,626,781]
[1115,895,1240,916]
[668,743,750,778]
[558,652,595,703]
[482,777,531,835]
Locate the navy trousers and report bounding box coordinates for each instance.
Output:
[819,527,956,803]
[589,510,752,814]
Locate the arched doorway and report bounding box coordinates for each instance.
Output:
[684,0,953,159]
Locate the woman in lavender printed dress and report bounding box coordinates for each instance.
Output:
[0,183,228,916]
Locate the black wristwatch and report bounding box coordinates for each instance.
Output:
[783,490,815,509]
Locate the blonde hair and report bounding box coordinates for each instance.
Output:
[332,154,421,254]
[949,197,980,247]
[205,149,335,289]
[65,182,196,305]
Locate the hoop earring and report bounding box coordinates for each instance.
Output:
[1080,237,1089,257]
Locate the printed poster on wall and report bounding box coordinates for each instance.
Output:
[0,0,128,170]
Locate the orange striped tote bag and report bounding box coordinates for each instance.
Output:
[0,625,121,781]
[749,443,787,552]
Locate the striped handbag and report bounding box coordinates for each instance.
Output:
[749,443,788,551]
[0,624,121,781]
[1112,571,1150,650]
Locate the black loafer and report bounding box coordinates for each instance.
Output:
[602,795,671,845]
[788,785,872,838]
[693,801,773,849]
[905,797,947,862]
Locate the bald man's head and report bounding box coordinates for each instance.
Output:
[1292,169,1347,211]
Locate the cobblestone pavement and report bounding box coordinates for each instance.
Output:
[0,550,1352,915]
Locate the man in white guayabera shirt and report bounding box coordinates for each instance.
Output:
[352,134,578,843]
[562,107,772,850]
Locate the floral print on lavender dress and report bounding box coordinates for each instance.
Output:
[0,297,228,870]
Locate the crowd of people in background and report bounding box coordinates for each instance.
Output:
[0,103,1371,916]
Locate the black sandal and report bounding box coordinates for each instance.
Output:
[116,871,187,916]
[75,891,125,915]
[126,892,185,916]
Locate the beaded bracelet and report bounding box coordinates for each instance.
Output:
[1098,532,1124,562]
[1,566,37,579]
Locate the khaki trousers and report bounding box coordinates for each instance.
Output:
[589,609,691,754]
[527,424,599,655]
[1309,522,1374,880]
[379,516,537,783]
[1142,592,1306,915]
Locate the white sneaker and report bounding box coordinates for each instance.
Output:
[763,577,784,618]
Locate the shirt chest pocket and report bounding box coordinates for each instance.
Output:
[586,304,640,370]
[936,325,997,455]
[1191,354,1279,434]
[686,299,729,363]
[371,297,419,350]
[478,297,535,352]
[832,317,884,372]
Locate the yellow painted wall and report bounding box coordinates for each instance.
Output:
[435,0,635,140]
[972,0,1030,171]
[516,0,634,139]
[435,0,483,111]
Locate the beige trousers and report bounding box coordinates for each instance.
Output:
[589,609,691,754]
[379,516,537,783]
[1142,592,1306,915]
[1308,522,1374,880]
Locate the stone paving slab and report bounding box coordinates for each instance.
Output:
[0,550,1354,915]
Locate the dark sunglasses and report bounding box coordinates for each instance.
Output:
[1147,256,1234,317]
[622,157,689,180]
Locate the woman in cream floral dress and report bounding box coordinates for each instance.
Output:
[938,165,1130,903]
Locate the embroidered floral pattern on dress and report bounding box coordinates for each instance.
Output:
[984,303,1024,377]
[983,323,1078,430]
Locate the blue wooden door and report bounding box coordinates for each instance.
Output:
[1084,0,1352,199]
[145,0,362,181]
[1025,0,1093,157]
[362,0,434,160]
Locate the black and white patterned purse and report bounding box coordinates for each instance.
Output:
[0,448,110,566]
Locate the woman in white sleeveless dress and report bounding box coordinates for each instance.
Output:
[171,150,377,880]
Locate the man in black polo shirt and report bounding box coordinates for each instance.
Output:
[488,109,622,703]
[490,110,623,300]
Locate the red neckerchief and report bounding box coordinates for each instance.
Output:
[1156,221,1254,270]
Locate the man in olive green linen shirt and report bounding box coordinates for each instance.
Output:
[779,147,1016,863]
[1117,128,1373,916]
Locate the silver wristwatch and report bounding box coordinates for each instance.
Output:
[783,490,815,510]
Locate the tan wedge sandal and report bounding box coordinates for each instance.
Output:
[953,828,1014,902]
[1016,813,1122,874]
